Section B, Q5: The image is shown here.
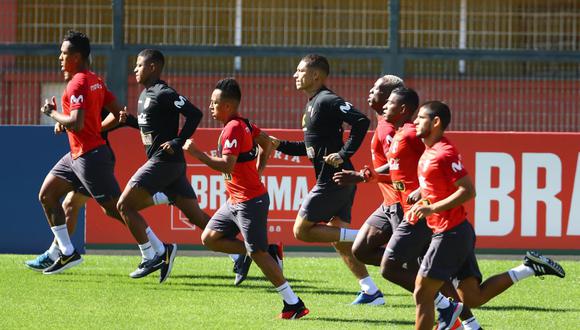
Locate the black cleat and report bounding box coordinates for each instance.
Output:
[43,250,83,275]
[268,243,284,271]
[524,251,565,278]
[159,243,177,284]
[279,298,309,319]
[436,299,463,330]
[130,254,164,279]
[233,254,252,286]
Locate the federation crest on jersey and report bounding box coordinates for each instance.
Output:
[143,97,151,109]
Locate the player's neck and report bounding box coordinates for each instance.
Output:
[142,75,161,88]
[423,131,444,147]
[304,84,324,99]
[394,117,412,130]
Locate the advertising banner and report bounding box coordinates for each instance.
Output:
[86,129,580,251]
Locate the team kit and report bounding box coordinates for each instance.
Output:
[26,31,566,329]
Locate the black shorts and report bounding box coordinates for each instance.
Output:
[365,203,403,235]
[207,193,270,253]
[384,218,432,264]
[298,183,356,223]
[418,220,483,282]
[128,158,196,202]
[50,145,121,203]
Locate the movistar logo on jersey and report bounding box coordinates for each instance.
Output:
[70,95,83,104]
[174,95,187,109]
[451,159,464,172]
[339,102,352,113]
[224,139,238,149]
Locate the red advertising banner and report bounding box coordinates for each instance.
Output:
[86,129,580,251]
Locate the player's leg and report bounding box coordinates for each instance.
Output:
[38,154,83,274]
[351,205,395,266]
[171,176,210,230]
[414,275,446,330]
[26,191,87,271]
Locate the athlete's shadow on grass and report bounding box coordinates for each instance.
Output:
[303,317,414,326]
[479,305,579,313]
[170,274,313,283]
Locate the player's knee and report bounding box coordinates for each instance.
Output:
[381,259,401,282]
[200,231,215,248]
[293,226,306,241]
[38,189,54,207]
[413,284,431,304]
[116,197,131,215]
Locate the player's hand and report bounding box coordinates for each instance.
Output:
[41,96,57,117]
[119,106,128,123]
[323,153,343,168]
[160,141,175,155]
[407,188,422,204]
[54,122,65,134]
[270,136,281,149]
[183,138,201,156]
[333,170,364,185]
[408,201,434,224]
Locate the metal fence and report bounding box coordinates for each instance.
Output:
[0,0,578,131]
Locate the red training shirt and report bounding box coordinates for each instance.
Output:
[62,70,114,158]
[219,117,267,204]
[371,119,398,205]
[417,136,468,233]
[387,123,425,212]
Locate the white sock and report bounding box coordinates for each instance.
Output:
[508,264,535,283]
[47,241,60,260]
[138,242,156,261]
[359,276,379,295]
[152,192,169,205]
[229,254,240,262]
[434,292,450,309]
[145,227,165,255]
[276,282,299,305]
[51,224,74,255]
[339,228,358,242]
[462,316,481,330]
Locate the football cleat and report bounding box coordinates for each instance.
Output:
[129,254,164,279]
[436,300,463,330]
[25,252,56,272]
[159,243,177,284]
[43,251,83,275]
[233,254,253,286]
[351,290,385,306]
[524,251,565,278]
[279,298,309,319]
[268,243,284,271]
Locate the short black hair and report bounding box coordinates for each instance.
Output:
[301,54,330,76]
[64,30,90,59]
[421,101,451,130]
[138,49,165,69]
[215,77,241,104]
[391,87,420,115]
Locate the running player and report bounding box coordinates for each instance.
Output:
[183,78,309,319]
[116,49,207,283]
[411,101,566,330]
[272,54,380,305]
[38,30,125,274]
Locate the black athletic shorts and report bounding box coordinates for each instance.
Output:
[207,193,270,253]
[298,183,356,223]
[384,218,432,264]
[418,220,483,283]
[128,158,196,203]
[365,203,403,235]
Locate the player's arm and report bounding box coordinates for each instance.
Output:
[255,131,274,176]
[41,97,85,132]
[170,94,203,150]
[336,101,371,161]
[274,138,307,156]
[410,175,475,219]
[183,139,237,174]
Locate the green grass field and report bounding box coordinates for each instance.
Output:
[2,254,578,329]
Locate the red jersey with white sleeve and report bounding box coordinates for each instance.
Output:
[417,136,468,233]
[387,123,425,212]
[62,70,114,158]
[219,117,267,204]
[371,119,398,205]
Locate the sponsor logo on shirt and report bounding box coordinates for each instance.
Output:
[339,102,352,113]
[224,139,238,149]
[70,95,83,104]
[388,157,400,170]
[174,95,187,109]
[451,159,464,172]
[89,83,102,91]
